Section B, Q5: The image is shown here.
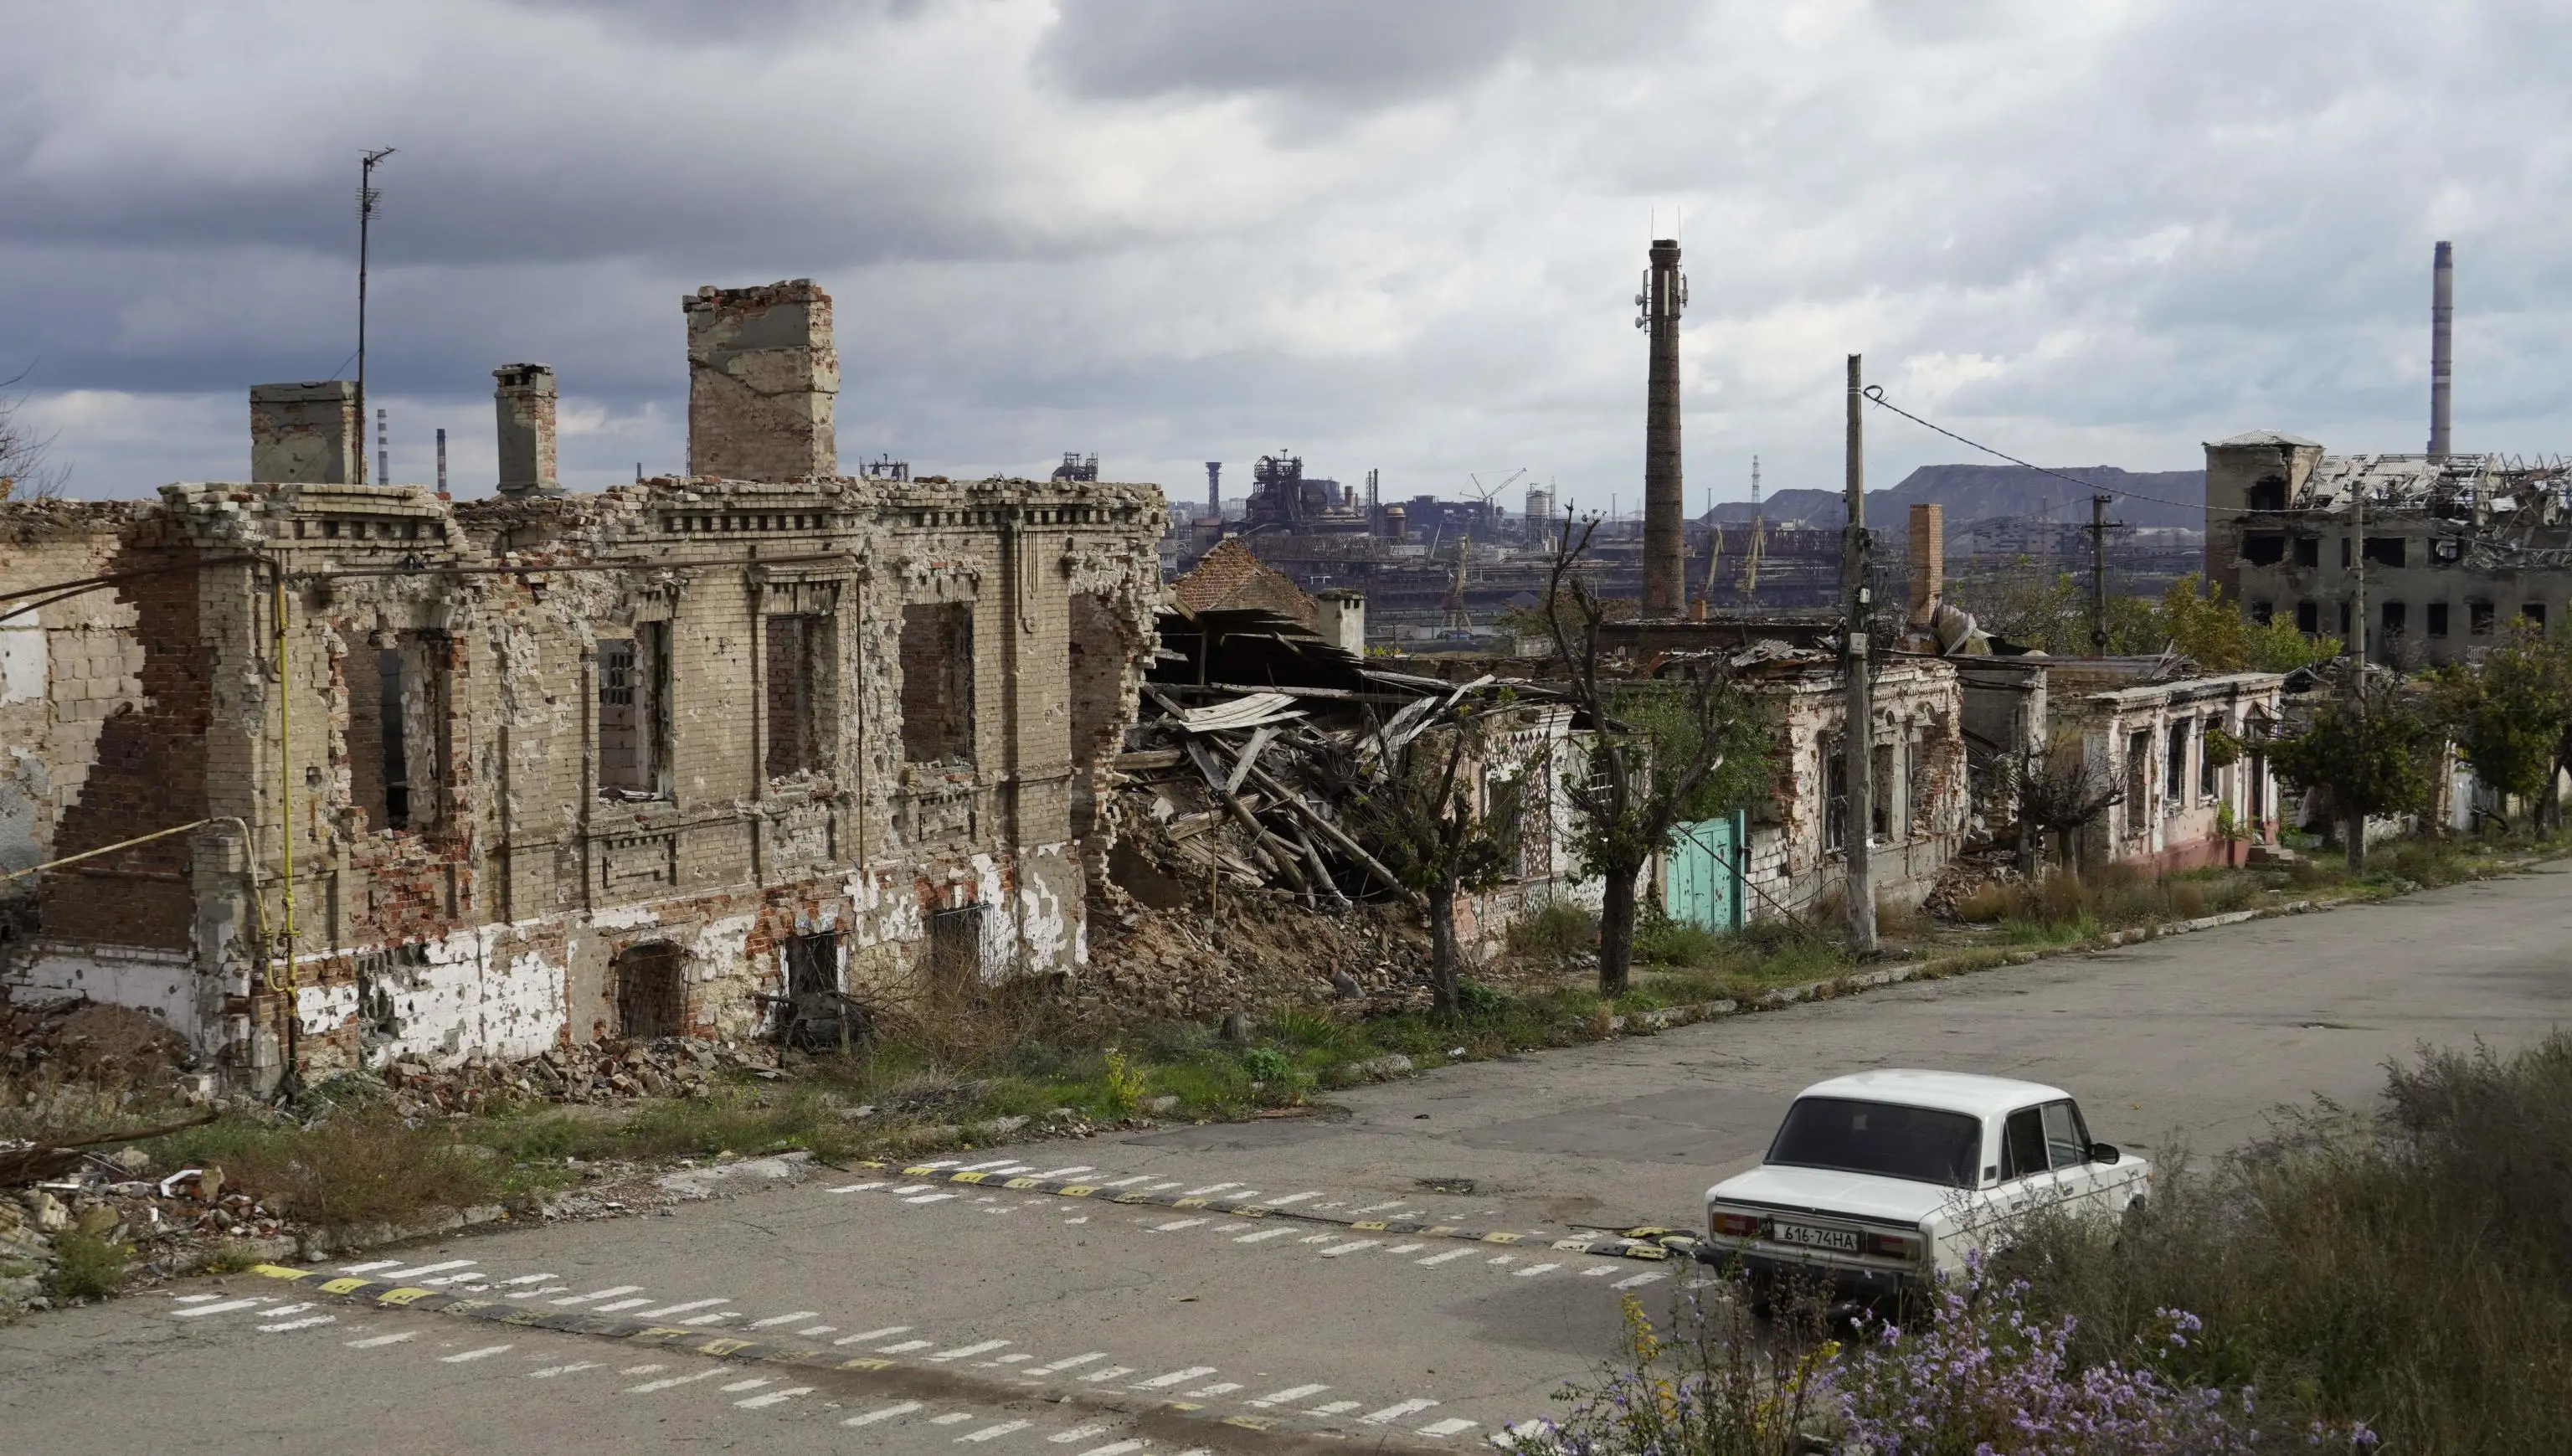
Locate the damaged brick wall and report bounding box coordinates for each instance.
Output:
[1740,657,1968,918]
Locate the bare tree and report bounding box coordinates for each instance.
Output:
[2008,737,2124,875]
[1318,697,1530,1017]
[0,364,67,501]
[1539,513,1767,997]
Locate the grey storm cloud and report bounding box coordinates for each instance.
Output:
[3,0,2569,503]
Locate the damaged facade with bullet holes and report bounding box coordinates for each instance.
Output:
[0,280,1166,1092]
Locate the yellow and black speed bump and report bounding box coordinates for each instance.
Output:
[246,1264,1447,1456]
[846,1160,1703,1263]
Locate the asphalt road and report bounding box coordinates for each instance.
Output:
[4,864,2565,1453]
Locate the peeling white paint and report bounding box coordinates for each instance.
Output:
[296,981,359,1037]
[589,903,661,931]
[358,923,568,1068]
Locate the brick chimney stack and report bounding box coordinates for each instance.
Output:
[249,381,359,484]
[683,280,839,480]
[492,363,561,497]
[1907,502,1944,625]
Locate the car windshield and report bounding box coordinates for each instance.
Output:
[1765,1097,1982,1188]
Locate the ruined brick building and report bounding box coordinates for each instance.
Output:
[1,280,1165,1090]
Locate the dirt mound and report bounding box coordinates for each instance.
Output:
[1,996,195,1088]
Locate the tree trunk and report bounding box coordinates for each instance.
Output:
[1426,882,1462,1019]
[1597,862,1638,999]
[2345,812,2367,872]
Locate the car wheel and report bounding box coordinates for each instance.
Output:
[1745,1272,1777,1320]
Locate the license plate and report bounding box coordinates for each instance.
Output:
[1770,1221,1860,1253]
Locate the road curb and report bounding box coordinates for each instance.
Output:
[244,1263,1456,1456]
[840,1163,1703,1263]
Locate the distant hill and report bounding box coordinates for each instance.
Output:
[1704,465,2204,531]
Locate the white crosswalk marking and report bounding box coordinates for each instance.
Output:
[1299,1234,1340,1245]
[1233,1228,1290,1243]
[173,1299,270,1318]
[1049,1423,1117,1443]
[261,1303,315,1317]
[258,1315,337,1333]
[172,1294,223,1303]
[1263,1191,1323,1206]
[1080,1366,1138,1382]
[1026,1166,1093,1178]
[1101,1175,1156,1188]
[958,1157,1021,1171]
[528,1362,601,1378]
[932,1413,977,1426]
[1078,1443,1146,1456]
[835,1325,913,1345]
[496,1273,558,1286]
[1030,1351,1109,1374]
[1611,1272,1668,1290]
[1309,1400,1362,1416]
[630,1298,729,1319]
[1514,1263,1561,1278]
[1319,1240,1381,1258]
[1347,1201,1410,1216]
[1178,1181,1242,1197]
[928,1340,1011,1361]
[1419,1418,1480,1438]
[1144,1181,1185,1191]
[913,1160,964,1169]
[1151,1218,1208,1232]
[877,1340,935,1353]
[1487,1255,1516,1265]
[503,1286,570,1299]
[957,1420,1031,1442]
[440,1345,513,1363]
[553,1285,644,1305]
[592,1298,652,1312]
[1386,1243,1425,1254]
[346,1331,417,1348]
[721,1378,774,1392]
[829,1181,889,1193]
[1363,1399,1440,1424]
[737,1387,812,1409]
[748,1311,820,1329]
[1133,1366,1217,1388]
[1249,1384,1329,1407]
[1183,1381,1242,1397]
[1416,1249,1474,1266]
[1581,1265,1618,1277]
[626,1369,723,1393]
[378,1258,476,1280]
[844,1401,924,1428]
[797,1325,836,1336]
[903,1192,961,1204]
[619,1365,666,1375]
[680,1310,740,1325]
[334,1260,402,1274]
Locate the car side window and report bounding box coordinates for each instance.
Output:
[2000,1107,2049,1181]
[2041,1101,2089,1170]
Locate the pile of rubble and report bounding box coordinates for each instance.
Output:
[2,1150,288,1310]
[368,1037,787,1116]
[2,996,205,1098]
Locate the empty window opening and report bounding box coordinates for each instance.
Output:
[899,603,975,764]
[1067,593,1131,837]
[2250,599,2274,625]
[2340,536,2352,569]
[611,942,686,1041]
[2363,536,2406,569]
[2338,600,2353,637]
[764,614,830,779]
[2293,536,2320,568]
[2469,599,2496,636]
[598,623,671,799]
[2240,533,2287,566]
[2245,478,2288,512]
[2526,603,2549,630]
[2164,718,2189,803]
[2380,600,2407,638]
[2426,602,2450,638]
[1823,737,1848,853]
[345,632,445,832]
[1906,735,1928,838]
[2296,600,2319,634]
[927,903,995,985]
[1870,741,1895,842]
[2199,718,2220,799]
[2124,730,2151,830]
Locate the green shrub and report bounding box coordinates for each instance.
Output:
[46,1232,131,1300]
[1633,906,1723,966]
[1505,900,1597,963]
[1239,1046,1293,1083]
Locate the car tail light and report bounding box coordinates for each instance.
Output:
[1709,1211,1763,1239]
[1865,1230,1922,1261]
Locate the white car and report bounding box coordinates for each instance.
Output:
[1700,1069,2149,1307]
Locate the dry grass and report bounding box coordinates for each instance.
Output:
[151,1111,507,1234]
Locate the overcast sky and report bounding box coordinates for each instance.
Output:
[5,0,2566,513]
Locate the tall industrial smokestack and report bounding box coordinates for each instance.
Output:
[1205,460,1222,517]
[1639,238,1687,614]
[2428,240,2454,460]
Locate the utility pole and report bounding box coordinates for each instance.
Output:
[2084,494,2125,656]
[2347,480,2369,871]
[1843,354,1877,955]
[356,147,396,485]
